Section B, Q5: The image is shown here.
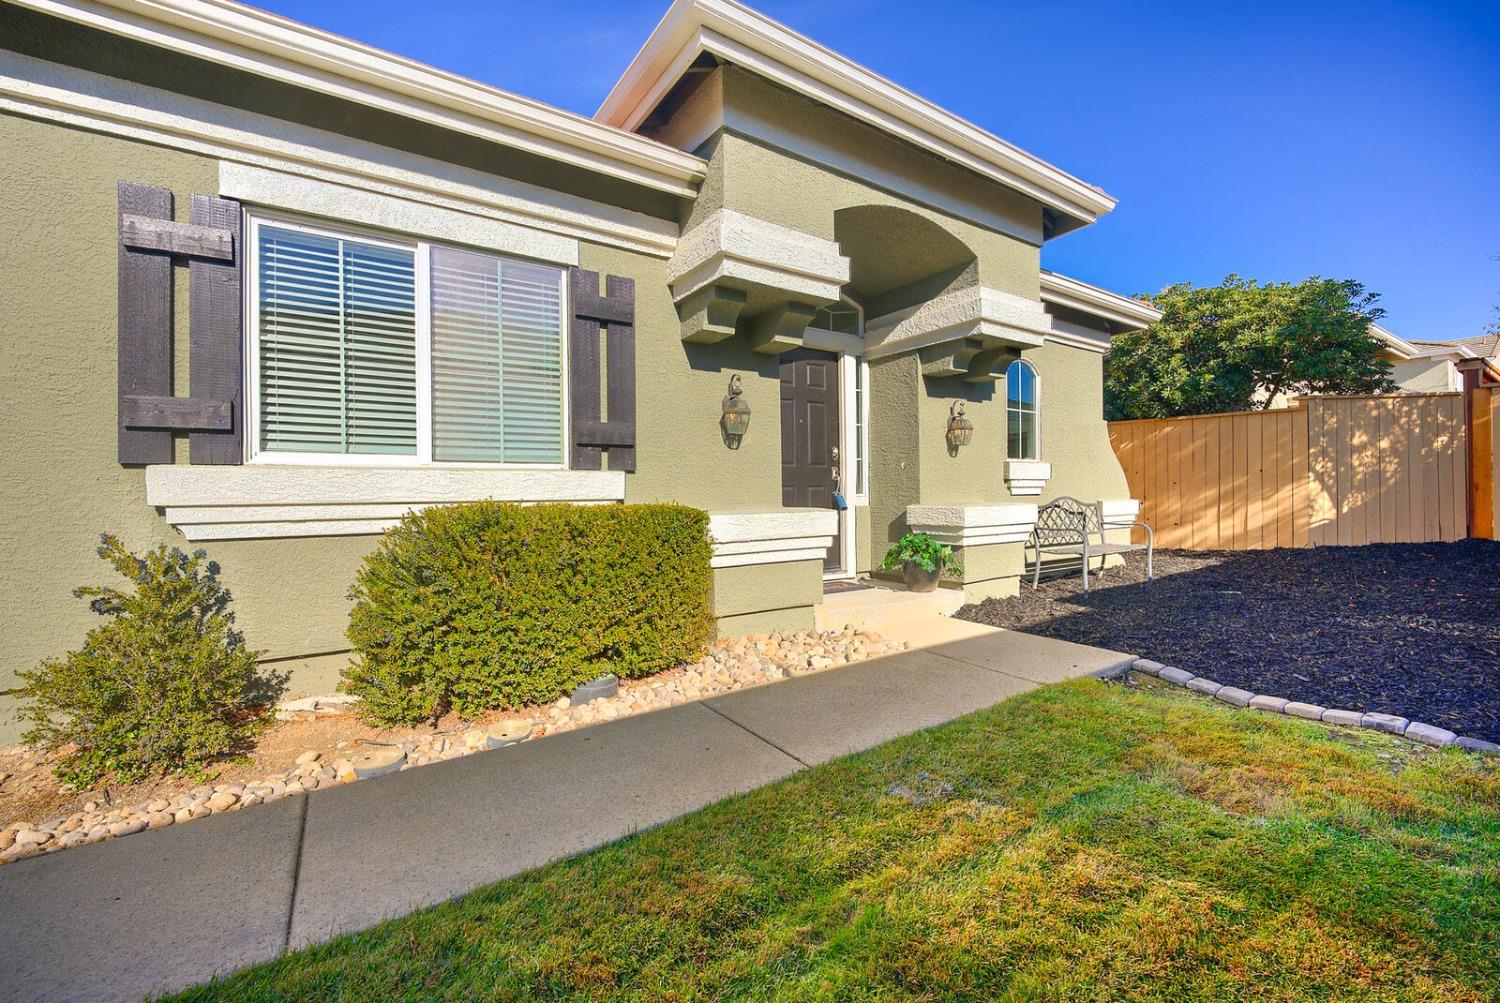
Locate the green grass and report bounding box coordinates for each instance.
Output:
[173,679,1500,1002]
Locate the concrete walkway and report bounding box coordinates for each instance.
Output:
[0,625,1131,1002]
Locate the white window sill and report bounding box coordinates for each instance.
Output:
[1004,459,1051,497]
[145,465,625,541]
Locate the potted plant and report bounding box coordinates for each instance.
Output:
[880,532,961,592]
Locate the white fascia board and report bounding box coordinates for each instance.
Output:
[1045,318,1114,354]
[15,0,706,197]
[1407,343,1477,361]
[708,509,837,568]
[0,51,679,257]
[1040,271,1161,331]
[667,208,850,302]
[1369,324,1418,360]
[597,0,1116,228]
[146,465,625,540]
[905,504,1039,547]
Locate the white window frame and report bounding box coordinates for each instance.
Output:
[244,209,570,470]
[840,353,872,505]
[1005,358,1041,462]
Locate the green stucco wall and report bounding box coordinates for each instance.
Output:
[0,111,822,743]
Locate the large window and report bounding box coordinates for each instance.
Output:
[1006,359,1038,460]
[250,215,566,466]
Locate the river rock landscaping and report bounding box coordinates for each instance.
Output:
[0,626,902,866]
[958,540,1500,743]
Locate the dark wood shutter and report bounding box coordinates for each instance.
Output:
[117,182,175,465]
[568,268,636,472]
[187,195,244,464]
[116,182,244,465]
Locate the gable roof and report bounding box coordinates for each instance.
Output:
[12,0,707,197]
[596,0,1117,235]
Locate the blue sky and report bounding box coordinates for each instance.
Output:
[258,0,1499,343]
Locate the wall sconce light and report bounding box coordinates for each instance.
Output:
[721,373,751,447]
[946,400,974,452]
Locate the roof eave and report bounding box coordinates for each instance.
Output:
[597,0,1117,231]
[15,0,707,197]
[1039,271,1161,332]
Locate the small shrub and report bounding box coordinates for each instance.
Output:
[19,535,277,786]
[343,502,715,726]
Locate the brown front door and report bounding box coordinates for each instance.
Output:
[780,348,842,572]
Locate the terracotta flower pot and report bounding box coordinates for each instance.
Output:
[901,561,941,592]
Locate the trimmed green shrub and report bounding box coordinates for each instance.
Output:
[343,502,715,725]
[19,535,277,786]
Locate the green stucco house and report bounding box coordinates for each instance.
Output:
[0,0,1161,740]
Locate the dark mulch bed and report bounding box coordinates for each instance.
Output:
[957,540,1500,743]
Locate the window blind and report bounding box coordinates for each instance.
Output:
[257,225,416,455]
[431,247,563,464]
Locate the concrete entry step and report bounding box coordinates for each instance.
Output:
[814,583,965,632]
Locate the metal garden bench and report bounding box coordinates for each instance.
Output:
[1026,496,1153,593]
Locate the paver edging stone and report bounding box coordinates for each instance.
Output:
[1125,658,1498,756]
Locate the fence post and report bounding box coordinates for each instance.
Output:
[1472,386,1497,540]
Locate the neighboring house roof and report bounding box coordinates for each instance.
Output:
[1039,271,1162,333]
[1409,333,1500,383]
[595,0,1118,236]
[10,0,708,197]
[1409,333,1500,360]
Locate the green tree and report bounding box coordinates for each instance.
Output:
[1105,275,1396,420]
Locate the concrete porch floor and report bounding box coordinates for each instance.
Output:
[0,621,1132,1002]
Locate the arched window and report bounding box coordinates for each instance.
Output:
[1006,360,1038,460]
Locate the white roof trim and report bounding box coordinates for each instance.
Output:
[1039,271,1161,331]
[1369,323,1418,360]
[597,0,1117,228]
[1406,341,1479,361]
[14,0,707,197]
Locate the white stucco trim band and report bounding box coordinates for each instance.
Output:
[13,0,705,196]
[708,509,838,568]
[1003,460,1052,497]
[667,208,850,303]
[0,51,680,258]
[865,285,1051,361]
[220,164,579,265]
[905,504,1039,548]
[145,465,626,540]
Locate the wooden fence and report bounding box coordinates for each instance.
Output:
[1107,394,1474,550]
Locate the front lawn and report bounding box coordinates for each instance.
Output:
[175,679,1499,1002]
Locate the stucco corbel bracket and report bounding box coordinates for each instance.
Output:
[749,301,819,354]
[918,341,981,379]
[963,346,1020,383]
[678,283,748,344]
